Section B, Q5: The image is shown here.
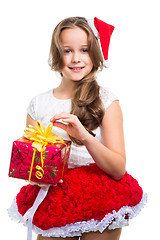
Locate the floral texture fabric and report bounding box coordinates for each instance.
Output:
[12,163,146,237]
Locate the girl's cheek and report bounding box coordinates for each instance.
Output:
[63,55,71,65]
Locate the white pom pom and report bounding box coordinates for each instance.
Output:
[103,60,110,68]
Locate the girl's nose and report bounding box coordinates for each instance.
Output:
[72,51,81,63]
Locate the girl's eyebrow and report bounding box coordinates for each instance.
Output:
[63,44,88,48]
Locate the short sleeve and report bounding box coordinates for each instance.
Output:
[100,87,119,110]
[27,96,37,120]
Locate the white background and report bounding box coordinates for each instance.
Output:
[0,0,159,239]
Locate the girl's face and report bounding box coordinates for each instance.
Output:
[60,27,93,82]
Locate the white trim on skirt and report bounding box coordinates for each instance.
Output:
[8,193,147,238]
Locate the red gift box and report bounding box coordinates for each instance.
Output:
[9,121,71,185]
[9,137,71,185]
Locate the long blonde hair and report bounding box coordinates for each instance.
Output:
[48,17,105,145]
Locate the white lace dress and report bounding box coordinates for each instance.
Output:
[27,86,118,169]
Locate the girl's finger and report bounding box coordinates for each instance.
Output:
[53,121,70,132]
[51,114,78,127]
[50,112,70,122]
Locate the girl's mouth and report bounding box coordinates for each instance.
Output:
[69,66,85,72]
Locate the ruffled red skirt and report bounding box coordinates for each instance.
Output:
[10,164,146,237]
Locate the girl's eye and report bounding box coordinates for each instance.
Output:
[82,48,88,53]
[64,49,71,54]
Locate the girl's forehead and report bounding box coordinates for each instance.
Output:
[60,27,88,46]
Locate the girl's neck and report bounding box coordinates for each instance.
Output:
[53,77,76,100]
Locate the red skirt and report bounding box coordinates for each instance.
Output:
[9,164,147,238]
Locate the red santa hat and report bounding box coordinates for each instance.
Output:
[87,17,114,67]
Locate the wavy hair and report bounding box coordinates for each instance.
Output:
[48,17,105,145]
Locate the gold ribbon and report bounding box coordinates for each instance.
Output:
[23,120,66,182]
[24,120,64,146]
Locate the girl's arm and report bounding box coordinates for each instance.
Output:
[26,113,37,127]
[50,101,126,181]
[83,101,126,180]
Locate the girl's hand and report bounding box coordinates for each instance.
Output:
[29,181,49,187]
[28,179,63,187]
[50,112,90,144]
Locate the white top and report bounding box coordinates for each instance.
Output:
[27,87,118,168]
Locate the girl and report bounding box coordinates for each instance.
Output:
[9,17,146,240]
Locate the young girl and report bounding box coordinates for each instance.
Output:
[9,17,146,240]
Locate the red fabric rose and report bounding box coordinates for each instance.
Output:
[16,164,143,230]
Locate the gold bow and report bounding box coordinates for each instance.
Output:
[24,120,64,146]
[23,120,66,182]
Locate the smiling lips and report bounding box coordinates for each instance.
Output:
[69,66,85,72]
